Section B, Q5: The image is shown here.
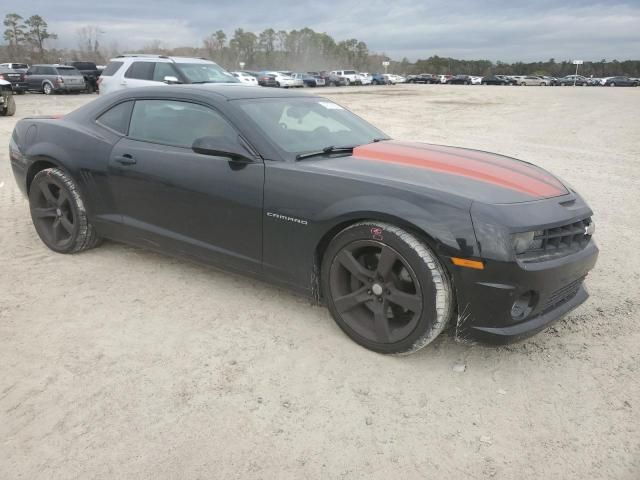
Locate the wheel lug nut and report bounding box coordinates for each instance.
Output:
[367,290,372,295]
[378,297,383,302]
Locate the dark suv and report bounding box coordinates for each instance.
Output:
[24,65,86,94]
[0,67,28,93]
[67,61,103,93]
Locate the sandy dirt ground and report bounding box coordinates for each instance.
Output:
[1,85,639,479]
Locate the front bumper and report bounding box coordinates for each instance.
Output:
[452,241,599,343]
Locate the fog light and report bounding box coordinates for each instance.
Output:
[511,291,537,320]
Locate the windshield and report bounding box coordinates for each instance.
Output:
[236,97,389,159]
[176,63,239,83]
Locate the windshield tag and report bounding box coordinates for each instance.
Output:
[318,101,344,110]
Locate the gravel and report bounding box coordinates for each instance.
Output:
[1,85,638,479]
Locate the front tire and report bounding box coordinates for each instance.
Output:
[1,95,16,116]
[29,168,101,254]
[321,222,453,355]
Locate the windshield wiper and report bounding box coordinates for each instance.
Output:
[296,145,357,160]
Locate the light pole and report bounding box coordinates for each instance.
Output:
[382,61,390,75]
[239,61,245,71]
[572,59,583,86]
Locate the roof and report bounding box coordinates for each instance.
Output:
[107,84,318,101]
[112,55,215,64]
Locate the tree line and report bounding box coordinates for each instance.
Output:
[3,13,640,77]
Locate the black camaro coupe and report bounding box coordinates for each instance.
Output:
[9,85,598,354]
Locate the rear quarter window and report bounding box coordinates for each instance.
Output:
[125,62,155,80]
[96,101,133,134]
[101,61,124,76]
[57,67,82,76]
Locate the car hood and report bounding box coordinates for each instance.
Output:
[304,141,569,205]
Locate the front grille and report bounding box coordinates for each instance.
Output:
[541,276,585,313]
[518,218,593,262]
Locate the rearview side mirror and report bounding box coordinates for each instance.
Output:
[192,136,253,162]
[163,75,180,84]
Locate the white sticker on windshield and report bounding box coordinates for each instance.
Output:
[318,101,344,110]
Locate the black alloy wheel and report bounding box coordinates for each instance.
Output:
[29,168,101,253]
[322,222,452,354]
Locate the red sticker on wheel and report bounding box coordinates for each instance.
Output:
[371,227,383,241]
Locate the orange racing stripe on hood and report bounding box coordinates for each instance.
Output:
[352,142,567,199]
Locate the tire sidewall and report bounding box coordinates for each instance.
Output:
[321,222,450,354]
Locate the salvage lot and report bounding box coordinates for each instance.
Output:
[1,85,639,479]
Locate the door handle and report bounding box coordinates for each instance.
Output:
[115,154,136,165]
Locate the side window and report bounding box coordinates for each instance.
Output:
[28,67,39,75]
[128,100,237,148]
[96,101,133,134]
[101,61,123,76]
[152,62,178,82]
[44,67,56,75]
[124,62,155,80]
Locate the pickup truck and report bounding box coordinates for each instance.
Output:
[66,61,103,93]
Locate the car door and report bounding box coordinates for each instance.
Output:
[107,98,264,273]
[25,66,39,89]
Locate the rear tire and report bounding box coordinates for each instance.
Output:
[29,168,102,254]
[43,82,53,95]
[321,221,453,355]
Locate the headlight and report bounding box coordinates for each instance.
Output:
[512,231,544,254]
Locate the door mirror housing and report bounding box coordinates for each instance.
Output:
[192,137,252,162]
[163,75,180,84]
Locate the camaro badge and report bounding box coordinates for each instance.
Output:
[266,211,308,225]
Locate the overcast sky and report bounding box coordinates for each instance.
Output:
[17,0,640,61]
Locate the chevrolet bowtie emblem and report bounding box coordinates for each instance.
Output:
[585,223,595,236]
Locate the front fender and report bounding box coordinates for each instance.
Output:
[313,195,478,257]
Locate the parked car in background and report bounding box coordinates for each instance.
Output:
[310,72,346,86]
[515,76,549,86]
[330,70,361,85]
[231,71,258,85]
[98,55,238,95]
[24,65,86,94]
[249,71,277,87]
[291,73,324,87]
[0,62,29,73]
[480,75,509,85]
[370,73,389,85]
[358,73,372,85]
[407,74,438,84]
[557,75,588,86]
[67,61,102,93]
[446,75,473,85]
[0,67,28,93]
[540,76,558,86]
[437,74,454,84]
[262,71,301,88]
[601,76,638,87]
[469,76,483,85]
[0,78,16,116]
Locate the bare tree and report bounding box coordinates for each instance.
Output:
[76,25,103,61]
